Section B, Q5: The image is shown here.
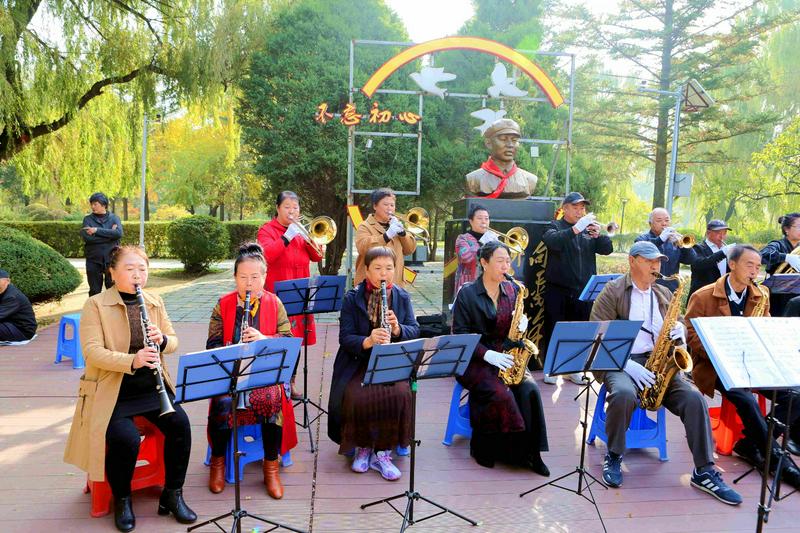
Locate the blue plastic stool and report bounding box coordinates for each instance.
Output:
[54,314,84,369]
[442,382,472,446]
[203,424,292,484]
[587,383,669,461]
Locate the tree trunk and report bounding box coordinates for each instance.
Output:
[653,0,674,209]
[144,190,150,221]
[429,207,439,261]
[108,197,114,213]
[122,197,129,221]
[188,205,195,215]
[321,197,348,275]
[219,202,225,221]
[724,198,737,222]
[209,204,218,217]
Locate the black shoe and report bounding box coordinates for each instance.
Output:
[157,488,197,524]
[786,438,800,457]
[526,454,550,477]
[779,460,800,489]
[113,496,135,532]
[602,453,623,488]
[733,439,765,470]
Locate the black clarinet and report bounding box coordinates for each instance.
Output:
[236,290,252,410]
[134,284,176,417]
[380,281,390,335]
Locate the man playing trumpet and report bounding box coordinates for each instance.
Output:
[635,208,697,292]
[685,244,800,485]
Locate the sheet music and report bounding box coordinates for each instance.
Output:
[690,317,791,389]
[750,317,800,385]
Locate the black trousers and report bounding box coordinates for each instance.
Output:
[208,422,282,462]
[541,284,593,364]
[86,260,113,296]
[105,405,191,498]
[717,379,800,450]
[0,322,28,342]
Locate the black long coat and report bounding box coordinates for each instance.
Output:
[327,282,419,444]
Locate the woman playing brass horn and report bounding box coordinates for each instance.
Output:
[451,240,549,475]
[257,190,324,398]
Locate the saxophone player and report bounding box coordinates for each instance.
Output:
[451,240,549,475]
[686,245,800,487]
[590,241,741,505]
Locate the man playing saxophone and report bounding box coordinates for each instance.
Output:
[590,241,741,505]
[686,245,800,487]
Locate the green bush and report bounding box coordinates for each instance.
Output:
[167,215,230,272]
[0,225,81,303]
[22,203,70,221]
[225,221,263,256]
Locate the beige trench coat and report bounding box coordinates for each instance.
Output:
[63,286,178,481]
[354,214,416,286]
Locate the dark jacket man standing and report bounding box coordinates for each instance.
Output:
[81,192,123,296]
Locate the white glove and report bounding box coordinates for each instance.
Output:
[573,213,597,233]
[517,314,529,333]
[484,350,514,371]
[669,322,686,344]
[659,227,676,242]
[479,230,499,245]
[385,217,404,239]
[283,223,301,242]
[721,243,737,258]
[623,359,656,390]
[785,254,800,272]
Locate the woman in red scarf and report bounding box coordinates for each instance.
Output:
[205,242,298,499]
[257,191,324,398]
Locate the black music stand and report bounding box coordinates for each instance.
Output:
[174,338,305,533]
[274,275,346,453]
[520,320,642,533]
[359,334,481,532]
[578,274,623,302]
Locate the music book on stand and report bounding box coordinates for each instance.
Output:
[690,316,800,390]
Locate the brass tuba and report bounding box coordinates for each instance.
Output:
[498,274,539,386]
[774,246,800,274]
[638,273,693,411]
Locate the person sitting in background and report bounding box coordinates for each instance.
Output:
[760,212,800,317]
[634,207,697,293]
[81,192,123,296]
[0,269,37,342]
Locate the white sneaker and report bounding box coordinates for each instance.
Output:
[542,374,557,385]
[351,447,371,473]
[370,450,401,481]
[568,372,588,385]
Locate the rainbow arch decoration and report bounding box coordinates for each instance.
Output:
[360,36,565,108]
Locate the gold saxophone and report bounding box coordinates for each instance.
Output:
[751,281,769,317]
[638,273,693,411]
[498,275,539,386]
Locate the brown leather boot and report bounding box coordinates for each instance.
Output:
[208,455,226,493]
[262,459,284,499]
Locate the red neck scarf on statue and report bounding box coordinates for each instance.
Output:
[476,157,517,199]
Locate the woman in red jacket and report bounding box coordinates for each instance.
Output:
[257,191,324,397]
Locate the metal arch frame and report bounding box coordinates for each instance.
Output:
[345,39,576,286]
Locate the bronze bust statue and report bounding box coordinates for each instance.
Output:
[465,118,538,199]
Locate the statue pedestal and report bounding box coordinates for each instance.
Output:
[443,198,556,367]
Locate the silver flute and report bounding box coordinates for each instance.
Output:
[134,284,175,417]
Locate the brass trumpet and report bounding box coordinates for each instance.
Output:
[486,226,529,258]
[587,220,619,237]
[393,207,430,242]
[289,215,338,246]
[671,232,696,248]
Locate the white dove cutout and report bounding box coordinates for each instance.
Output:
[470,108,507,135]
[487,63,528,98]
[409,66,457,99]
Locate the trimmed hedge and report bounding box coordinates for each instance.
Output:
[1,220,265,259]
[0,225,82,303]
[167,216,230,272]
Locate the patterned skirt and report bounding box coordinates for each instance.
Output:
[339,364,412,454]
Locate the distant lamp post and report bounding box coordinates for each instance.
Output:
[638,79,713,215]
[620,198,628,234]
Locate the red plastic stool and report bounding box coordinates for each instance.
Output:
[84,417,165,517]
[709,395,767,456]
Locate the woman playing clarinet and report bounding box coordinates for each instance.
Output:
[451,240,549,475]
[64,245,195,532]
[257,191,324,398]
[327,247,417,481]
[205,242,298,499]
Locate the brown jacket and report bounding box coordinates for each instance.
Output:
[354,214,416,286]
[590,273,672,323]
[63,286,178,481]
[685,274,770,398]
